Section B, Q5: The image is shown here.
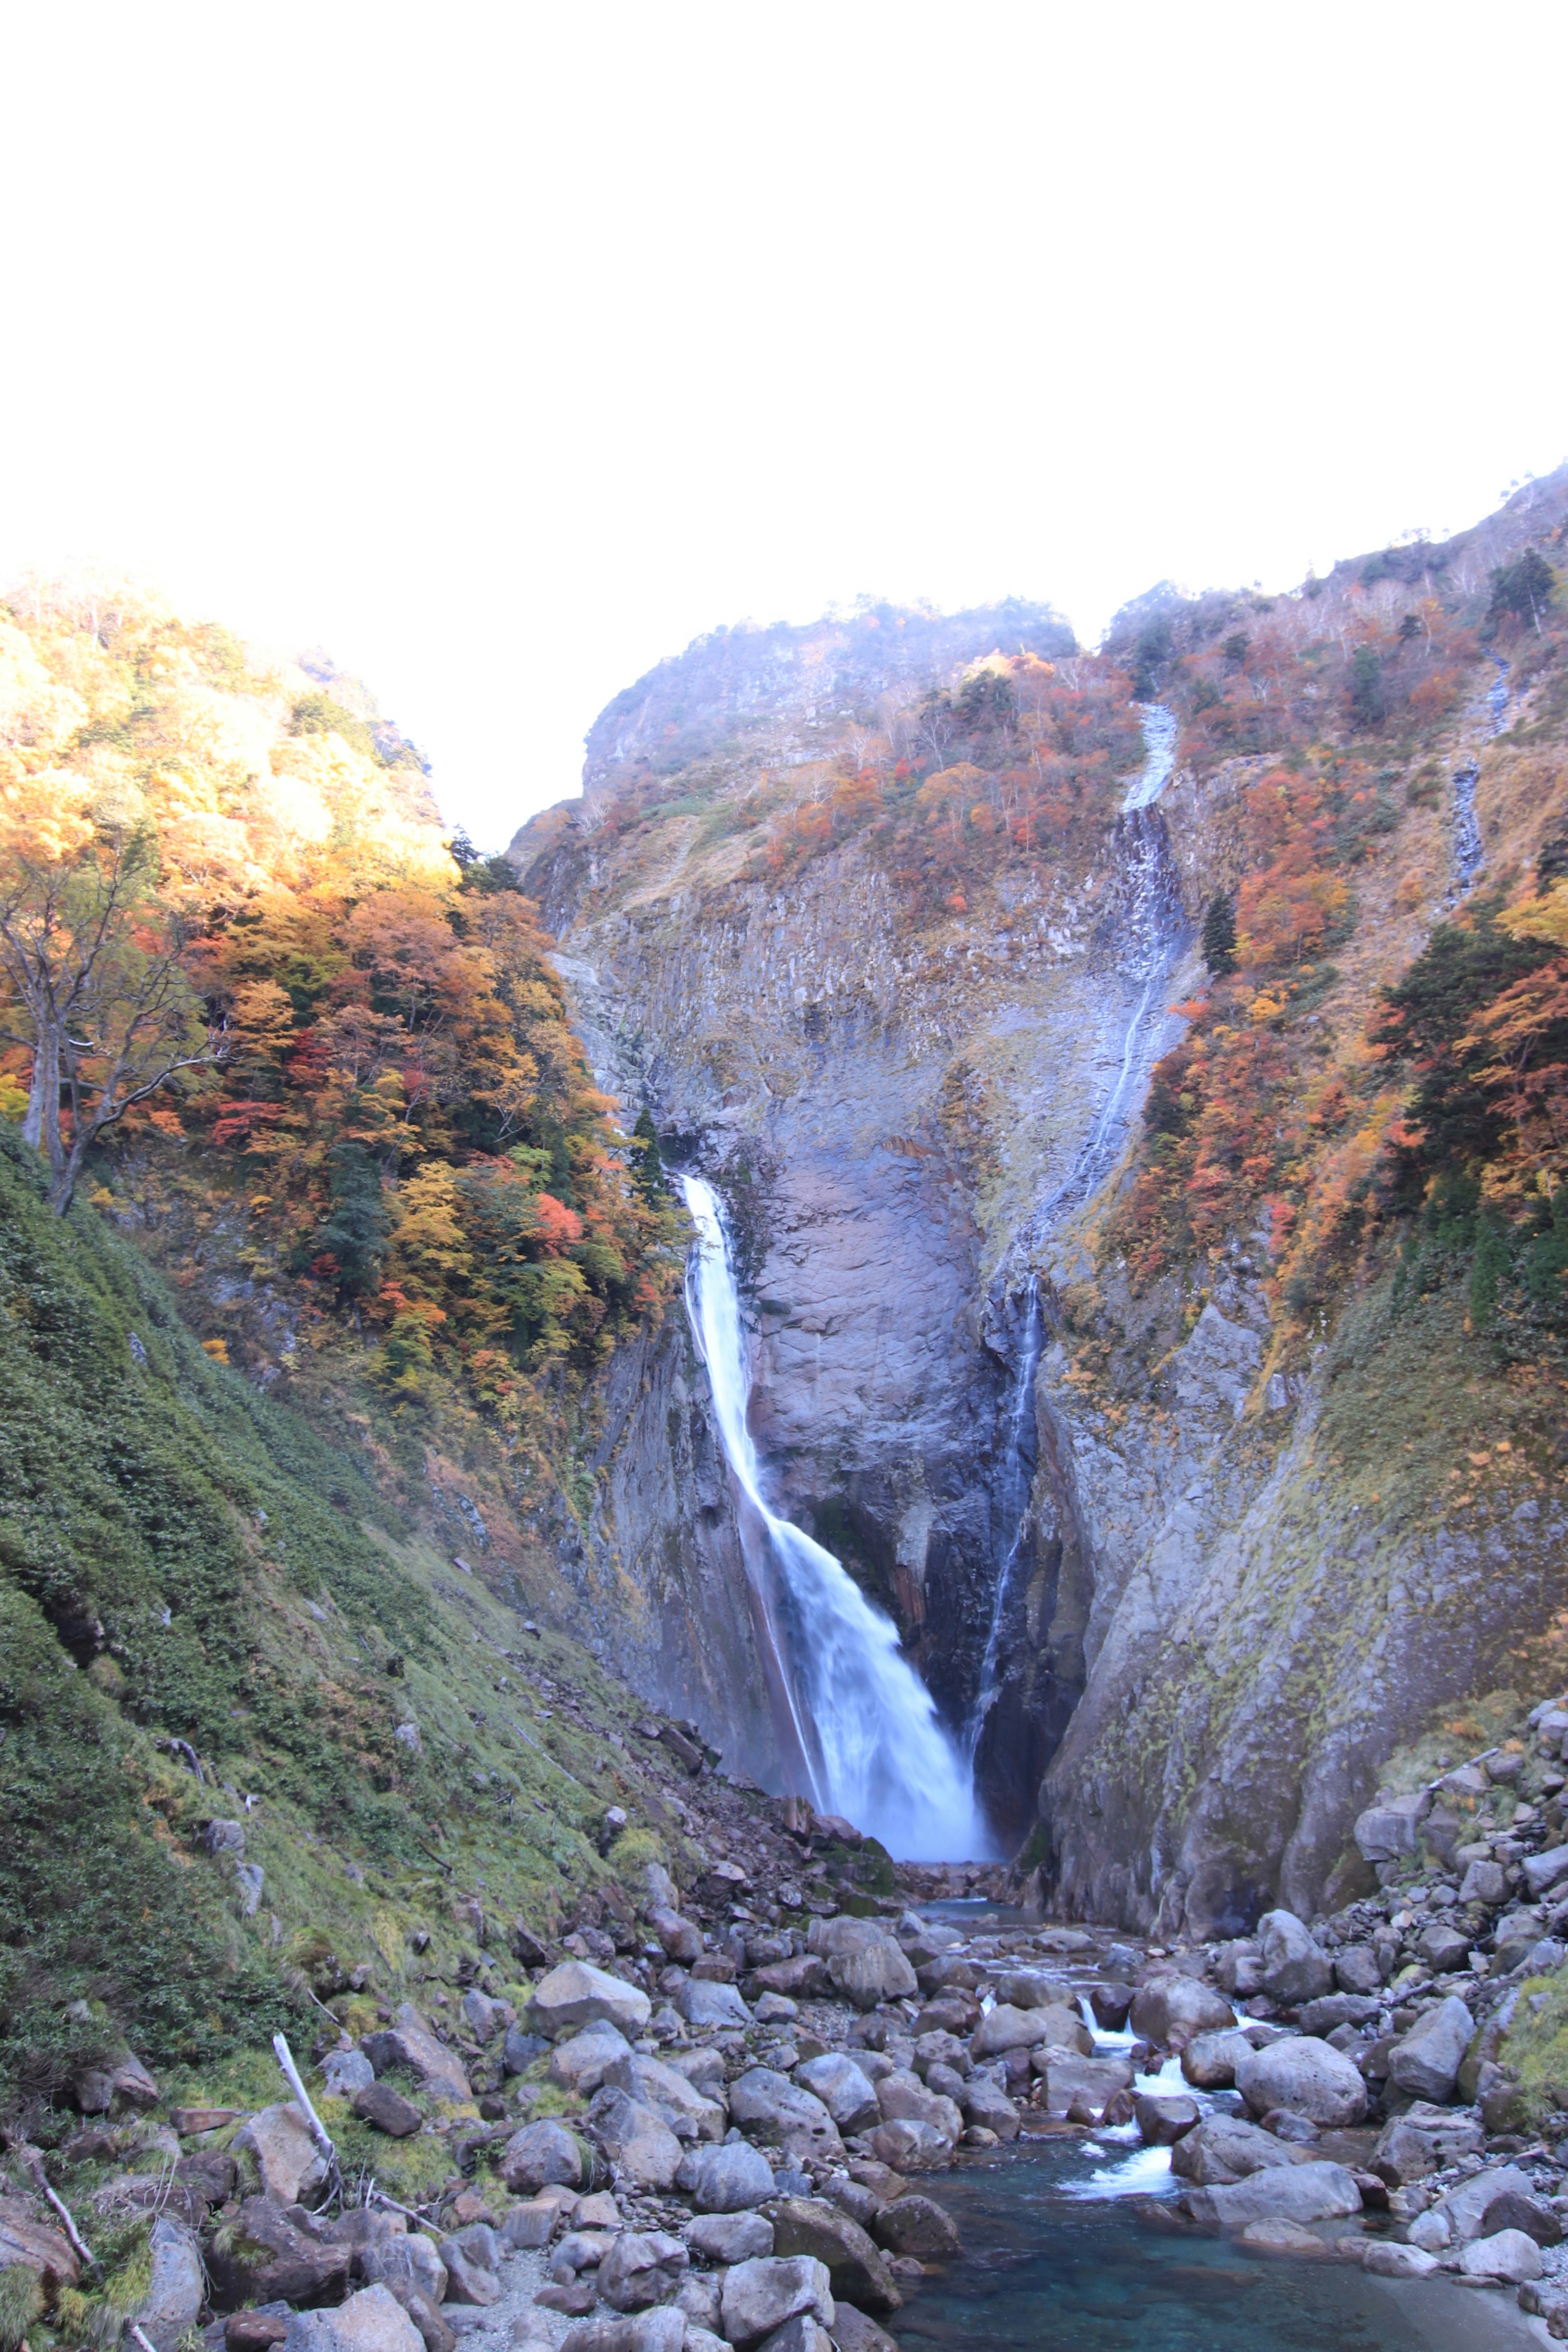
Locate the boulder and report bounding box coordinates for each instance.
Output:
[550,2024,634,2097]
[728,2069,842,2160]
[503,2028,548,2077]
[867,2120,950,2172]
[1169,2116,1310,2187]
[720,2256,833,2350]
[679,2142,777,2213]
[1295,1995,1380,2038]
[323,2050,376,2098]
[828,1943,918,2012]
[874,2071,963,2147]
[970,2002,1089,2059]
[1134,2093,1198,2146]
[764,2198,900,2314]
[358,2230,448,2313]
[499,2202,559,2252]
[1256,1911,1333,2006]
[1030,2054,1134,2120]
[587,2089,686,2190]
[499,2119,589,2194]
[1234,2038,1367,2127]
[991,1969,1074,2011]
[1429,2164,1537,2243]
[751,1958,829,2000]
[129,2216,204,2352]
[234,2103,332,2207]
[824,2310,898,2352]
[871,2196,960,2260]
[675,1978,752,2030]
[439,2246,499,2307]
[360,2006,472,2103]
[755,2322,831,2352]
[1523,1845,1568,1898]
[1483,2188,1563,2245]
[676,2277,723,2335]
[1087,1983,1133,2031]
[1417,1921,1472,1973]
[794,2056,880,2136]
[1127,1978,1235,2046]
[1457,2228,1542,2283]
[281,2286,425,2352]
[1352,1793,1429,1864]
[207,2198,354,2309]
[1460,1860,1509,1906]
[598,2230,688,2312]
[960,2077,1019,2139]
[1386,1996,1474,2103]
[353,2084,423,2139]
[1180,2030,1256,2090]
[649,1909,704,1965]
[687,2212,774,2263]
[604,2053,725,2143]
[1362,2242,1439,2278]
[559,2321,686,2352]
[530,1962,653,2040]
[1333,1947,1383,1997]
[1178,2160,1363,2228]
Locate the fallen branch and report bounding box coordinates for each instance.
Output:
[366,2185,449,2239]
[272,2031,343,2204]
[129,2325,160,2352]
[5,2139,100,2279]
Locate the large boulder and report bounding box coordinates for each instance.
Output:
[498,2118,589,2194]
[867,2120,950,2172]
[794,2056,880,2136]
[687,2212,774,2263]
[1134,2094,1198,2147]
[550,2025,635,2096]
[961,2077,1020,2139]
[991,1969,1074,2011]
[530,1962,652,2040]
[1522,1845,1568,1898]
[721,2256,833,2350]
[871,2196,960,2260]
[587,2089,686,2190]
[728,2069,842,2161]
[1386,1996,1474,2104]
[1457,2229,1543,2284]
[679,2141,777,2213]
[1170,2115,1308,2187]
[970,2003,1089,2060]
[1352,1793,1429,1865]
[0,2200,80,2294]
[323,2050,375,2099]
[360,2005,472,2103]
[675,1978,752,2030]
[358,2229,448,2311]
[764,2199,900,2315]
[234,2104,331,2207]
[873,2071,962,2148]
[129,2217,204,2352]
[1429,2164,1537,2243]
[353,2085,422,2140]
[1256,1912,1333,2007]
[604,2053,725,2143]
[281,2287,425,2352]
[1029,2054,1134,2120]
[828,1942,918,2012]
[597,2231,688,2313]
[648,1908,704,1965]
[1178,2160,1363,2229]
[1234,2038,1367,2127]
[207,2198,353,2310]
[1180,2030,1256,2090]
[1372,2105,1485,2186]
[1127,1979,1234,2047]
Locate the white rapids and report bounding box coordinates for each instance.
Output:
[1120,701,1179,811]
[682,1173,991,1862]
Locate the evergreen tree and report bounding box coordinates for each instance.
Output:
[312,1141,394,1295]
[1201,890,1237,977]
[1488,548,1556,635]
[1470,1209,1510,1331]
[633,1107,664,1200]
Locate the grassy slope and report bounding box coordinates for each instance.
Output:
[0,1120,699,2123]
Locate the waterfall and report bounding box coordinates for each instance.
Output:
[965,1276,1043,1758]
[681,1172,991,1862]
[1119,701,1178,812]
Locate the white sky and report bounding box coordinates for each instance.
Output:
[3,2,1565,849]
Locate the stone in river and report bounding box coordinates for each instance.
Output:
[764,2196,901,2314]
[1178,2161,1363,2228]
[1134,2092,1199,2145]
[1256,1911,1333,2006]
[1127,1978,1235,2046]
[1457,2229,1542,2283]
[1180,2029,1254,2090]
[1234,2037,1367,2127]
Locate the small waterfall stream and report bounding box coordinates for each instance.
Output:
[965,1277,1043,1760]
[681,1173,990,1861]
[1449,655,1509,900]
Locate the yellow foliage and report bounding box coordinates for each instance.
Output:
[1503,878,1568,948]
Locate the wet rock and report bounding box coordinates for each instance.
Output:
[1029,2054,1134,2120]
[1387,1996,1474,2103]
[587,2090,685,2190]
[991,1969,1074,2011]
[1215,1944,1264,2001]
[603,2053,726,2142]
[281,2285,425,2352]
[866,2120,949,2173]
[1180,2030,1255,2089]
[793,2055,880,2135]
[207,2197,354,2309]
[1134,2094,1199,2146]
[675,1979,752,2030]
[1128,1978,1235,2046]
[1362,2242,1439,2278]
[874,2071,962,2148]
[970,2002,1089,2060]
[1088,1984,1133,2031]
[353,2084,423,2139]
[598,2230,688,2312]
[323,2050,375,2099]
[530,1962,653,2040]
[1257,1912,1333,2007]
[1457,2228,1542,2283]
[1169,2116,1310,2187]
[1178,2161,1363,2228]
[499,2119,590,2195]
[870,2196,960,2261]
[361,2007,472,2103]
[720,2255,834,2349]
[687,2211,774,2262]
[550,2023,635,2096]
[764,2198,900,2314]
[678,2140,777,2213]
[823,2309,898,2352]
[1234,2038,1367,2127]
[234,2103,332,2207]
[129,2216,204,2351]
[960,2077,1019,2139]
[728,2069,842,2161]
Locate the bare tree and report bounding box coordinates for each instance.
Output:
[0,826,223,1212]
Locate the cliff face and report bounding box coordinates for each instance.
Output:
[514,484,1568,1921]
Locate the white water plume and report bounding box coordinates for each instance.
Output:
[682,1173,991,1862]
[1120,701,1178,811]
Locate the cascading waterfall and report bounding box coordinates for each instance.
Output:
[681,1172,991,1862]
[965,1276,1043,1759]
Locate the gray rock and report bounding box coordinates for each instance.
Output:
[503,2028,549,2077]
[871,2196,961,2260]
[323,2049,375,2098]
[970,2002,1089,2059]
[1134,2093,1199,2146]
[1481,2188,1563,2245]
[1030,2054,1135,2120]
[676,2276,723,2334]
[1456,2228,1542,2283]
[559,2318,687,2352]
[1178,2160,1363,2228]
[587,2089,686,2190]
[1127,1978,1235,2045]
[1295,1995,1380,2037]
[499,2203,559,2252]
[1386,1996,1474,2103]
[960,2076,1019,2139]
[873,2070,962,2148]
[1333,1947,1383,1996]
[866,2120,949,2172]
[686,2212,774,2263]
[550,2024,635,2096]
[1523,1846,1568,1898]
[1352,1792,1430,1864]
[1417,1921,1472,1973]
[1180,2030,1256,2089]
[530,1962,653,2040]
[1430,2165,1537,2243]
[206,2198,354,2310]
[679,2140,777,2213]
[649,1909,704,1965]
[439,2247,499,2307]
[828,1942,918,2012]
[763,2198,899,2315]
[498,2118,589,2194]
[1169,2115,1311,2187]
[720,2256,833,2349]
[361,2005,472,2102]
[598,2230,688,2312]
[1234,2038,1367,2127]
[794,2055,880,2135]
[233,2103,331,2207]
[447,2227,500,2275]
[359,2230,448,2310]
[1362,2242,1439,2278]
[728,2069,842,2160]
[1257,1911,1333,2006]
[675,1978,752,2029]
[281,2286,424,2352]
[129,2217,204,2352]
[353,2083,423,2139]
[604,2052,726,2142]
[822,2310,898,2352]
[1460,1859,1509,1906]
[753,2320,831,2352]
